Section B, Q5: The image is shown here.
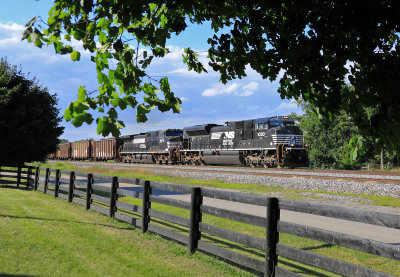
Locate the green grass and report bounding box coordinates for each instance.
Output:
[0,186,256,277]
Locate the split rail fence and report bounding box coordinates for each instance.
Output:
[1,165,399,277]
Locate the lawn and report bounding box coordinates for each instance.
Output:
[0,186,255,277]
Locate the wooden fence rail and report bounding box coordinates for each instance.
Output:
[0,165,34,188]
[1,165,399,276]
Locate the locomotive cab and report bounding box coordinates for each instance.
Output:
[158,129,183,151]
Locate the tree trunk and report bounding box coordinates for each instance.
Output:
[380,149,384,170]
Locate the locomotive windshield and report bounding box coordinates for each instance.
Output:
[268,120,285,127]
[166,130,183,136]
[268,120,295,128]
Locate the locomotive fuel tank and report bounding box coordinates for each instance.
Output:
[202,150,243,165]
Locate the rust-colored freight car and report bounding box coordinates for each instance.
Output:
[71,141,92,160]
[91,138,123,161]
[58,143,71,160]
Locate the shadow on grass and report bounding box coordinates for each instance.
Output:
[279,259,333,277]
[0,185,32,191]
[302,243,333,251]
[0,213,134,231]
[0,272,37,277]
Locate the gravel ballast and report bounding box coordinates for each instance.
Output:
[70,162,400,199]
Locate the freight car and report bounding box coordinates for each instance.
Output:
[71,140,92,160]
[92,138,123,161]
[57,143,71,160]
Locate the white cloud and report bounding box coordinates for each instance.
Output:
[180,97,189,101]
[270,99,302,114]
[202,83,240,97]
[237,104,263,111]
[202,81,259,97]
[0,22,25,46]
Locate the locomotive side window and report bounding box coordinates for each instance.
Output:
[256,123,268,129]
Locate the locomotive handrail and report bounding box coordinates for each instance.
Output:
[281,136,290,158]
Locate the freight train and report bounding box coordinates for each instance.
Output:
[53,116,309,168]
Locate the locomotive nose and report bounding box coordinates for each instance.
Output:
[286,126,294,133]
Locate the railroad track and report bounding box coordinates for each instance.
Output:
[54,161,400,185]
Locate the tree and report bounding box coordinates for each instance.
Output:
[290,104,363,169]
[290,97,399,169]
[23,1,400,147]
[0,58,64,165]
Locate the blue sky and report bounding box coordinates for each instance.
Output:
[0,1,302,141]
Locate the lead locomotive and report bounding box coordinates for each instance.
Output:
[119,116,308,168]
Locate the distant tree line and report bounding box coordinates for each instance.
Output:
[290,100,398,170]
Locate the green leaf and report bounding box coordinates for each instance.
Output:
[108,108,117,119]
[71,50,81,61]
[64,103,73,122]
[78,86,86,102]
[149,3,157,11]
[96,117,105,134]
[137,104,152,122]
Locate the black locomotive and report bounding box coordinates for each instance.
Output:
[119,116,308,168]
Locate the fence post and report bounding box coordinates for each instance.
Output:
[141,180,151,234]
[68,171,75,203]
[109,176,119,218]
[17,165,21,188]
[44,168,50,194]
[265,197,280,277]
[26,167,32,188]
[54,169,60,198]
[34,167,40,190]
[188,187,203,254]
[86,173,93,210]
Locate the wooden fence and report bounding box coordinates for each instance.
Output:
[0,165,32,188]
[1,165,399,277]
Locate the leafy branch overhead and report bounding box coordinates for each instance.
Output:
[23,1,400,149]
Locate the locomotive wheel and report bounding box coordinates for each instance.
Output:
[263,161,268,168]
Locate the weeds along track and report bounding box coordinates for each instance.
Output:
[58,161,400,184]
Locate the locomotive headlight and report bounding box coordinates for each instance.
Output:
[305,144,308,148]
[290,144,294,147]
